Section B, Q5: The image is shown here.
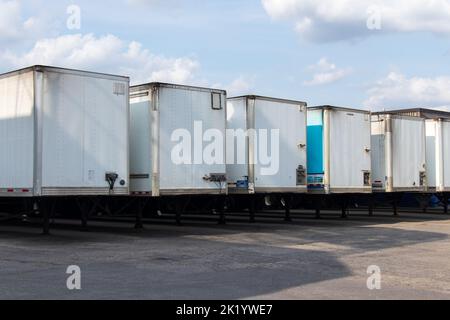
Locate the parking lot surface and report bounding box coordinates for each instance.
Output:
[1,210,449,300]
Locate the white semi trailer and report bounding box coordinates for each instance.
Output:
[226,95,308,195]
[129,82,227,197]
[380,108,450,193]
[371,112,427,193]
[307,106,372,194]
[0,66,130,198]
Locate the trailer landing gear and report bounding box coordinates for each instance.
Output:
[40,199,50,236]
[218,197,226,225]
[315,196,322,219]
[135,198,147,230]
[438,193,449,215]
[249,196,256,223]
[284,196,293,222]
[76,198,99,232]
[175,197,190,226]
[341,198,349,219]
[368,195,374,216]
[392,196,400,217]
[444,194,449,215]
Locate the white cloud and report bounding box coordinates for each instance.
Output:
[0,0,49,45]
[0,0,20,39]
[0,33,201,85]
[262,0,450,42]
[225,76,253,96]
[211,76,255,97]
[304,58,351,86]
[0,0,34,40]
[365,72,450,111]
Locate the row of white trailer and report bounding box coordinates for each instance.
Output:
[1,66,449,200]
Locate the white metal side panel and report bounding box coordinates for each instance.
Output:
[41,71,129,191]
[159,87,226,192]
[442,122,450,189]
[329,110,371,190]
[226,97,249,185]
[0,71,34,191]
[254,99,307,189]
[392,118,426,189]
[130,96,152,193]
[425,120,437,188]
[371,119,386,190]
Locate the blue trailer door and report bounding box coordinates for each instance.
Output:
[307,109,324,187]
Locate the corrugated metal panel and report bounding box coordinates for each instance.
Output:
[392,118,426,189]
[372,114,426,192]
[41,70,129,191]
[308,107,371,193]
[379,108,450,120]
[0,70,35,192]
[426,120,437,188]
[329,109,372,191]
[130,84,227,195]
[227,96,307,193]
[307,109,324,175]
[371,124,386,190]
[226,97,249,187]
[253,98,307,190]
[427,120,450,191]
[1,67,130,197]
[442,122,450,190]
[129,95,152,194]
[41,187,128,196]
[158,86,226,193]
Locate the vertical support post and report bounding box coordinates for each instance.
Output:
[175,197,187,226]
[151,86,161,198]
[249,196,256,223]
[41,199,50,235]
[218,197,226,225]
[443,193,448,215]
[247,97,256,195]
[385,115,394,193]
[315,196,321,219]
[135,198,144,229]
[81,213,88,230]
[341,197,348,219]
[423,195,428,214]
[80,198,89,232]
[77,197,98,232]
[436,119,445,193]
[393,195,399,216]
[284,195,292,222]
[368,194,374,216]
[323,109,331,194]
[176,205,182,226]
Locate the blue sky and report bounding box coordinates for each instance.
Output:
[1,0,450,110]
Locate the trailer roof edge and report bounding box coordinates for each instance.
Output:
[228,95,307,106]
[0,65,129,81]
[309,105,370,114]
[131,82,226,94]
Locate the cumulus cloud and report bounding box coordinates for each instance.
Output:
[0,33,201,85]
[225,76,254,96]
[365,72,450,111]
[0,0,40,41]
[262,0,450,42]
[303,58,351,85]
